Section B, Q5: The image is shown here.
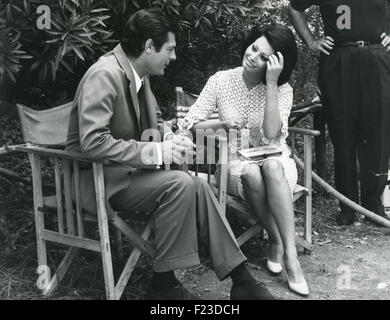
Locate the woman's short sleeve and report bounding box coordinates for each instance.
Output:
[278,84,293,140]
[179,73,219,131]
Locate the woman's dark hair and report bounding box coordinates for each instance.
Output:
[240,24,298,86]
[121,9,178,58]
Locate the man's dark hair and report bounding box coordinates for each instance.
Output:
[240,24,298,86]
[121,9,177,58]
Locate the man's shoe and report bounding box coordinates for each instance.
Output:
[336,211,356,226]
[230,280,277,300]
[145,282,201,300]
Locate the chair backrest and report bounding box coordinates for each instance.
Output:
[17,102,75,147]
[175,87,219,124]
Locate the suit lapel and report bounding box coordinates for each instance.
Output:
[112,44,141,129]
[112,44,158,131]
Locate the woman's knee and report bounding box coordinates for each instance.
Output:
[241,163,263,192]
[262,159,285,182]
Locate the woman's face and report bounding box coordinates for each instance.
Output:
[243,36,275,76]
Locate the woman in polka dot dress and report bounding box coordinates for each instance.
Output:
[181,24,309,296]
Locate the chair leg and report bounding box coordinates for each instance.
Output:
[30,154,50,292]
[99,236,116,300]
[93,163,116,300]
[114,219,153,299]
[237,224,263,247]
[259,226,265,241]
[42,247,78,296]
[114,227,123,261]
[304,194,312,254]
[303,135,313,253]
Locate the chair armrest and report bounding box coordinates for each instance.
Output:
[291,103,322,114]
[11,144,107,164]
[197,133,228,214]
[0,146,16,156]
[288,127,321,137]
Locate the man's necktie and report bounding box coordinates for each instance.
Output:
[138,83,149,133]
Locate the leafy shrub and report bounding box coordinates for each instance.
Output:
[5,0,387,110]
[0,0,115,106]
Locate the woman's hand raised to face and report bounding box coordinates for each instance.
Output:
[266,52,284,86]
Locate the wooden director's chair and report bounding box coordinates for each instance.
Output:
[174,86,321,252]
[8,102,155,300]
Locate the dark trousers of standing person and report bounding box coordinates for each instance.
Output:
[318,44,390,221]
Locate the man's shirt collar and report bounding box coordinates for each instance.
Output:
[128,59,143,93]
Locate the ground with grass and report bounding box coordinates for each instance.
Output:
[1,102,390,300]
[1,194,389,300]
[182,197,390,300]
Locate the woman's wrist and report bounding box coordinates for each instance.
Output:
[266,81,278,89]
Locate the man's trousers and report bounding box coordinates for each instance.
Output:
[318,44,390,214]
[110,169,246,280]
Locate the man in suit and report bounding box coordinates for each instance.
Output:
[66,9,275,300]
[289,0,390,225]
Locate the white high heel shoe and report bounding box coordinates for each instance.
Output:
[266,259,283,275]
[287,275,309,296]
[283,257,309,296]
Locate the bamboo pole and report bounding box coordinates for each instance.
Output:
[294,155,390,228]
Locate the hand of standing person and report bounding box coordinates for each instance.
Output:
[308,36,334,55]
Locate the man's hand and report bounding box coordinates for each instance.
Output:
[172,134,195,150]
[381,33,390,52]
[309,36,334,55]
[266,52,284,85]
[161,135,195,165]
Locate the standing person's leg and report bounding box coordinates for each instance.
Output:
[191,176,275,300]
[110,169,200,299]
[318,49,360,225]
[358,46,390,220]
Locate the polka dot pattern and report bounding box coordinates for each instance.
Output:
[183,67,297,199]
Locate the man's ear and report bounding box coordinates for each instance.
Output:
[145,39,154,53]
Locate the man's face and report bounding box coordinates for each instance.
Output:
[148,32,176,76]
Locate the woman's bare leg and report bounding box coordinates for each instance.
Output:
[261,159,305,283]
[241,163,283,264]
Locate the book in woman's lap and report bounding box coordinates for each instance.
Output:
[238,145,283,162]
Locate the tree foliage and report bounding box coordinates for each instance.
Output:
[0,0,362,111]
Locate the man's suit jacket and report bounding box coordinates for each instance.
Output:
[66,44,171,216]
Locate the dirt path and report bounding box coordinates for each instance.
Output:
[180,222,390,300]
[1,196,390,300]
